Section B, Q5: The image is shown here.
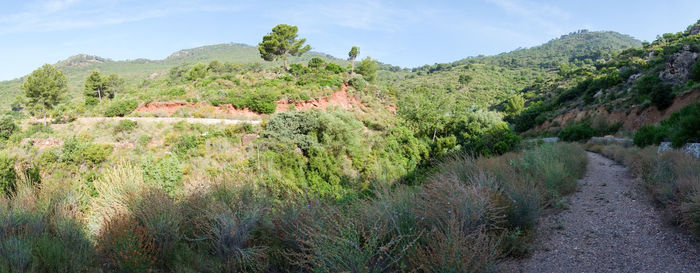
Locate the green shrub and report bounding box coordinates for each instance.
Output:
[248,90,277,114]
[691,59,700,81]
[84,97,99,106]
[82,144,113,165]
[307,57,325,69]
[0,116,17,140]
[634,75,675,110]
[634,125,667,147]
[348,76,367,91]
[325,62,345,74]
[633,103,700,148]
[141,155,183,195]
[113,119,138,134]
[0,152,17,195]
[171,134,204,156]
[559,122,595,142]
[186,63,208,81]
[105,100,138,117]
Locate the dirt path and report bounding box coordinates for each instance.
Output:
[32,116,261,125]
[501,152,700,272]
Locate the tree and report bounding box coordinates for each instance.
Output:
[104,73,125,97]
[21,64,67,123]
[355,57,378,82]
[186,63,208,81]
[308,57,325,69]
[84,70,123,103]
[504,95,525,116]
[348,46,359,74]
[458,74,473,85]
[84,70,107,102]
[258,24,311,71]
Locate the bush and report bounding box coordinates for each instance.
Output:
[348,76,367,91]
[633,103,700,148]
[559,122,596,142]
[325,62,345,74]
[248,90,277,114]
[84,97,99,106]
[634,125,667,147]
[307,57,325,69]
[82,144,113,165]
[0,152,16,195]
[141,154,183,195]
[691,59,700,81]
[105,100,138,117]
[634,75,675,110]
[0,116,17,140]
[113,119,138,134]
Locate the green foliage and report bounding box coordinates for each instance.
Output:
[504,95,525,116]
[0,152,16,195]
[559,122,596,142]
[348,46,360,73]
[248,90,278,114]
[171,134,205,156]
[692,59,700,81]
[258,24,311,70]
[325,62,345,74]
[0,116,17,140]
[113,119,138,134]
[634,125,667,147]
[21,64,67,118]
[634,103,700,148]
[84,70,123,101]
[186,63,208,81]
[82,144,114,165]
[307,57,325,69]
[348,76,367,91]
[141,154,183,195]
[458,73,473,85]
[104,100,138,117]
[634,75,674,110]
[355,57,378,82]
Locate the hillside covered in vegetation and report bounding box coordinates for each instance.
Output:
[0,16,698,272]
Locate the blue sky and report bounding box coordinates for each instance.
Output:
[1,0,699,81]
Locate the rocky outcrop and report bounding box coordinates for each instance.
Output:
[658,45,698,85]
[689,24,700,35]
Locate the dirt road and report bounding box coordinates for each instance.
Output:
[501,152,699,272]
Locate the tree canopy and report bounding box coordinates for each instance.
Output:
[348,46,359,73]
[21,64,67,120]
[258,24,311,71]
[355,57,378,82]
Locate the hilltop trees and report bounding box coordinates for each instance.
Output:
[84,70,124,104]
[355,57,378,82]
[348,46,359,74]
[258,24,311,71]
[21,64,67,122]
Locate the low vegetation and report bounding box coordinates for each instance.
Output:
[0,142,586,272]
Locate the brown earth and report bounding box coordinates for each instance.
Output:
[134,84,371,117]
[535,89,700,132]
[500,152,700,272]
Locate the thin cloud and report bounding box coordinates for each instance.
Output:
[0,0,236,34]
[486,0,571,35]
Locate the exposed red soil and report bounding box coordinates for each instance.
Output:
[536,89,700,132]
[134,84,372,117]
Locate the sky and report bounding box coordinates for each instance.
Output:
[1,0,699,81]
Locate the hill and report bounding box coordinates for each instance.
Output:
[378,30,642,108]
[512,21,700,136]
[0,43,347,109]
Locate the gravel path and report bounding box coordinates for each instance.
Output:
[501,152,700,273]
[32,116,262,125]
